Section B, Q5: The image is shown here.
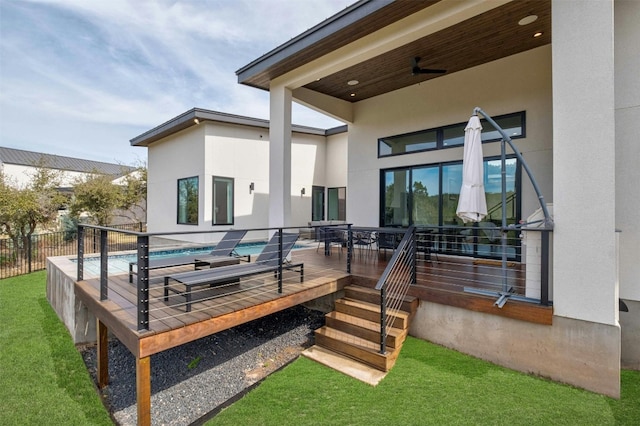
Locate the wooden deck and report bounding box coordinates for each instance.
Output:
[74,245,551,425]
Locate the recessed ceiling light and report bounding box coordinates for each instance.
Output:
[533,31,543,38]
[347,80,359,86]
[518,15,538,26]
[350,93,356,97]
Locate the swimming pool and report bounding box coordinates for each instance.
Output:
[74,241,309,276]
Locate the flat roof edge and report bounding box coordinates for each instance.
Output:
[130,108,344,146]
[236,0,391,84]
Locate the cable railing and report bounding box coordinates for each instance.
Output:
[374,227,416,354]
[71,221,551,333]
[0,222,145,279]
[76,224,345,331]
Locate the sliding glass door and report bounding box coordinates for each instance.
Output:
[381,157,520,259]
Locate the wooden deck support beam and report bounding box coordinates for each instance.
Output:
[97,319,109,388]
[136,356,151,426]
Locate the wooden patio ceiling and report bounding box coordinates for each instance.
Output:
[240,0,551,102]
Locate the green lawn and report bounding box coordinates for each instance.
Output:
[1,272,639,426]
[208,339,640,425]
[0,271,112,425]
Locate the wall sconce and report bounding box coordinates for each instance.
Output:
[301,187,306,196]
[249,182,254,194]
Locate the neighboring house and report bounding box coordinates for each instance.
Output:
[130,108,347,240]
[0,146,142,224]
[0,146,132,190]
[223,0,637,398]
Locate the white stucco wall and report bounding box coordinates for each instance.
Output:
[346,45,553,227]
[552,0,617,325]
[147,124,206,237]
[146,120,342,242]
[615,0,640,302]
[325,131,348,189]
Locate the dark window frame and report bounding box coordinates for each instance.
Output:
[177,176,199,225]
[327,187,346,221]
[378,111,526,158]
[212,175,234,226]
[311,186,325,221]
[379,155,522,228]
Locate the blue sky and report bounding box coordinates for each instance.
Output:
[0,0,352,165]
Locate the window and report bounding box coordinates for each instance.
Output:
[380,157,520,258]
[312,186,325,221]
[328,187,346,220]
[213,176,234,225]
[177,176,199,225]
[379,129,437,156]
[378,112,525,157]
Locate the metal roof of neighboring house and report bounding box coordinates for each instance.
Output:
[0,146,133,176]
[130,107,348,147]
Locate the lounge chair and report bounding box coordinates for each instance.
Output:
[128,229,248,283]
[164,232,303,312]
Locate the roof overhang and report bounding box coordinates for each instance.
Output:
[130,108,346,147]
[237,0,551,103]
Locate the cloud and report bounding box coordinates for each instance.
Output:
[0,0,352,163]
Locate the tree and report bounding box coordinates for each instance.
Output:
[0,167,64,260]
[69,165,147,226]
[120,164,147,223]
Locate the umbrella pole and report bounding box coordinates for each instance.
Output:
[464,107,553,307]
[473,107,553,227]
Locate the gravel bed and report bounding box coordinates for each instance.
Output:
[81,305,325,425]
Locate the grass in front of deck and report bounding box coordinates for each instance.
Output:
[209,337,640,425]
[0,271,112,425]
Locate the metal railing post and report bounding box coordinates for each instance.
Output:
[380,286,387,354]
[347,224,352,273]
[100,230,108,301]
[77,225,84,281]
[540,230,550,306]
[411,227,417,284]
[27,235,32,274]
[278,228,283,294]
[137,234,150,331]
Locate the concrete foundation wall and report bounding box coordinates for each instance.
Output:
[410,301,621,397]
[620,299,640,370]
[46,256,96,344]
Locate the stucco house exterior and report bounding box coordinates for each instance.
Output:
[131,108,347,239]
[131,0,638,398]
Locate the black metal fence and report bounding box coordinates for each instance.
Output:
[0,222,145,280]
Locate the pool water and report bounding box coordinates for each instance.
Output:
[75,242,305,276]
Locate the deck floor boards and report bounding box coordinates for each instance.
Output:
[74,245,542,357]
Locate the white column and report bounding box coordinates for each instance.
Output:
[552,0,617,325]
[268,84,292,228]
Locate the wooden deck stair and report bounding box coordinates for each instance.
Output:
[305,284,418,376]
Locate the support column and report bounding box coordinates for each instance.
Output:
[552,0,617,326]
[269,83,292,228]
[96,319,108,388]
[136,356,151,426]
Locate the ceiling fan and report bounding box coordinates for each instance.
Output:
[411,57,446,75]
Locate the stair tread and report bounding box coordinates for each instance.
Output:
[301,346,387,386]
[344,285,417,303]
[338,298,410,318]
[316,326,391,353]
[326,311,404,337]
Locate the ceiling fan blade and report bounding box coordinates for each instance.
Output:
[411,56,446,75]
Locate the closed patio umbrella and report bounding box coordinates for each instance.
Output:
[456,114,487,223]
